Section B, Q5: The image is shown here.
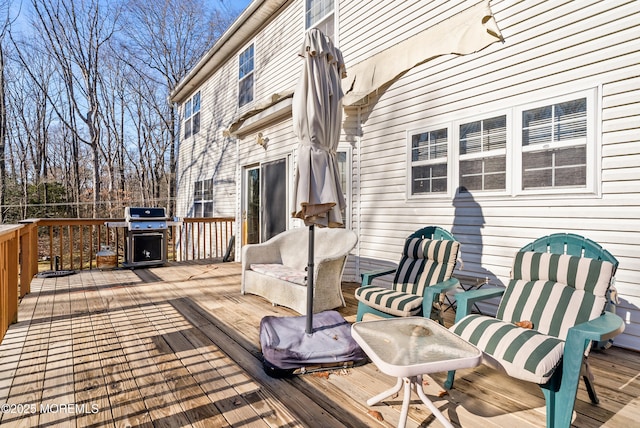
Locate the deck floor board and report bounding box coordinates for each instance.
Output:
[0,261,638,427]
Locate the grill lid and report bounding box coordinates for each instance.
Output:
[125,207,167,220]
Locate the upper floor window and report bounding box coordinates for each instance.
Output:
[306,0,334,40]
[408,90,596,198]
[193,179,213,217]
[183,92,200,139]
[238,44,254,108]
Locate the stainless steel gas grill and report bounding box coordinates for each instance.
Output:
[123,207,168,268]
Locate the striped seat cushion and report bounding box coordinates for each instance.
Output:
[451,314,564,383]
[450,251,616,384]
[354,285,423,317]
[355,238,459,317]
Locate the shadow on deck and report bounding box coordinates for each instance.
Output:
[0,261,637,427]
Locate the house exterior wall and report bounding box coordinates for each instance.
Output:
[173,0,640,350]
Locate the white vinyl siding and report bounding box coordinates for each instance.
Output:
[175,0,640,351]
[341,0,639,350]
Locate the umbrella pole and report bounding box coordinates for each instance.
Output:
[306,224,315,334]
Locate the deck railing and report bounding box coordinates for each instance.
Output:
[23,217,235,271]
[0,216,236,342]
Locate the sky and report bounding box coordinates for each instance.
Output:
[219,0,253,15]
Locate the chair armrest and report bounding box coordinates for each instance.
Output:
[561,312,626,384]
[361,268,397,286]
[567,312,625,345]
[423,278,460,314]
[429,277,460,294]
[454,287,506,324]
[241,242,281,271]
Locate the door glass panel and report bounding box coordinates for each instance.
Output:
[261,159,287,242]
[245,167,260,245]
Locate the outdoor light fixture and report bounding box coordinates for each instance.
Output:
[256,132,268,148]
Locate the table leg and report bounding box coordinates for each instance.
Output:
[415,375,454,428]
[366,376,455,428]
[398,378,412,428]
[367,377,403,406]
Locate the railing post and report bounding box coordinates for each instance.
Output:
[18,220,40,296]
[0,225,22,343]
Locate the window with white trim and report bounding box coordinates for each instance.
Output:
[520,98,587,189]
[408,90,596,197]
[238,44,254,108]
[306,0,334,40]
[183,91,200,139]
[410,128,449,194]
[459,115,507,191]
[193,179,213,217]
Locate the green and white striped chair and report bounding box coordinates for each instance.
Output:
[354,226,460,324]
[445,233,624,428]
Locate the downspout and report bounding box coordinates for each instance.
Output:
[355,105,362,279]
[235,133,241,262]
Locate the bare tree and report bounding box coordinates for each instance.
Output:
[0,0,12,221]
[1,0,238,220]
[121,0,231,215]
[29,0,119,217]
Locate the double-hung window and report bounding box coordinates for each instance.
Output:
[519,98,588,190]
[183,92,201,139]
[193,179,213,217]
[306,0,335,40]
[409,128,449,194]
[459,115,507,192]
[238,44,254,108]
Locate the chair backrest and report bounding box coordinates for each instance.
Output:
[520,233,618,272]
[392,227,459,296]
[408,226,456,241]
[277,227,357,270]
[498,241,616,340]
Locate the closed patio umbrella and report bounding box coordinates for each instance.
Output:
[292,28,346,334]
[259,29,366,376]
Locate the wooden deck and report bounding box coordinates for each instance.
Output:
[0,261,638,427]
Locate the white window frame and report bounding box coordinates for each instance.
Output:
[513,89,597,196]
[193,178,213,217]
[238,44,254,108]
[454,112,511,196]
[305,0,336,42]
[406,124,451,197]
[406,88,599,199]
[183,91,200,139]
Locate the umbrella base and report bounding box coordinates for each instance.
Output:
[260,310,367,377]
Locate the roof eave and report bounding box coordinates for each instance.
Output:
[170,0,289,103]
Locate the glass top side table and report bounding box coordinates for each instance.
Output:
[351,317,482,428]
